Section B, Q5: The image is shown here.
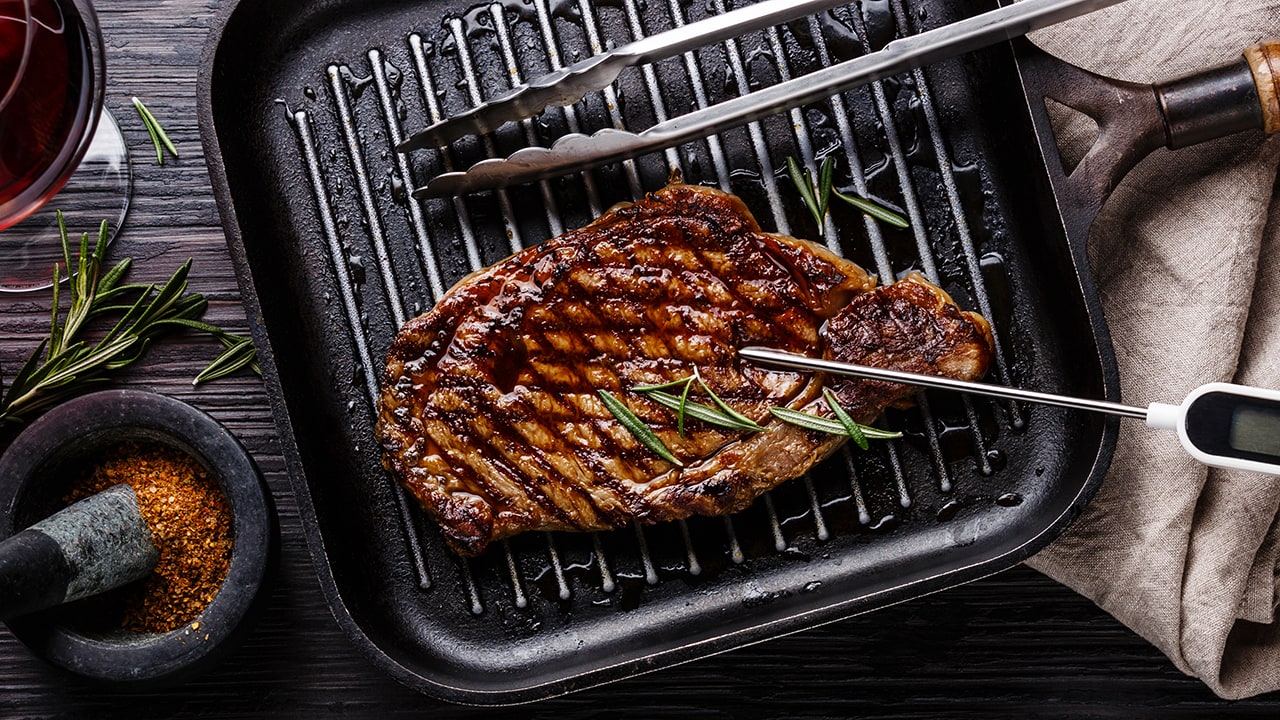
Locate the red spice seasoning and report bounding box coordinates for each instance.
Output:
[65,441,233,634]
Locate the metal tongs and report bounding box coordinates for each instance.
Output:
[400,0,870,150]
[404,0,1126,198]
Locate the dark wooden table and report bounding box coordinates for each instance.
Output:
[2,0,1279,717]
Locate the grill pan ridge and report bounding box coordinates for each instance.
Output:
[199,0,1121,703]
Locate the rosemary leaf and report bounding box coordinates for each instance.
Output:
[104,338,151,371]
[58,212,72,282]
[598,390,683,467]
[137,260,192,325]
[170,294,209,320]
[222,333,261,376]
[786,156,824,228]
[97,290,150,347]
[770,406,848,436]
[93,279,150,312]
[632,375,698,393]
[48,263,60,354]
[97,257,132,296]
[851,424,901,440]
[155,317,237,334]
[770,406,902,441]
[817,156,834,221]
[823,387,868,450]
[833,189,910,228]
[146,109,180,159]
[132,97,179,164]
[696,375,764,431]
[676,374,693,438]
[645,391,760,432]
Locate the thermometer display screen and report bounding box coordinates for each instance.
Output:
[1185,390,1280,466]
[1230,407,1280,458]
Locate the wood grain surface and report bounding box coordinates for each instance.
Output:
[1,0,1279,717]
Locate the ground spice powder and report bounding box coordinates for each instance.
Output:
[65,441,233,634]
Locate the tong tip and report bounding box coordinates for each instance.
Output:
[413,127,650,198]
[397,103,509,152]
[397,55,623,151]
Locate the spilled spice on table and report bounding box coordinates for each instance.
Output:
[65,441,233,633]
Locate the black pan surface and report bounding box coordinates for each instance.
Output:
[198,0,1118,703]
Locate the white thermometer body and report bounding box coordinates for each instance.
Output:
[1147,383,1280,475]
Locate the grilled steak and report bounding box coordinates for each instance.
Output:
[377,183,993,556]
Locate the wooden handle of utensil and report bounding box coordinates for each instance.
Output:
[1244,40,1280,134]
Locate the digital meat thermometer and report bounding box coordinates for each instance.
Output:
[739,346,1280,476]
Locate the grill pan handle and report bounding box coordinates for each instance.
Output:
[1160,41,1280,148]
[1018,39,1280,242]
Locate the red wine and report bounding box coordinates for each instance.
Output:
[0,0,96,230]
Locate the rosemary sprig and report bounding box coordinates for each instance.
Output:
[132,97,179,164]
[598,390,683,467]
[161,318,263,384]
[823,388,869,450]
[832,189,909,229]
[787,155,910,229]
[195,336,259,384]
[769,406,901,441]
[0,216,258,425]
[817,155,834,221]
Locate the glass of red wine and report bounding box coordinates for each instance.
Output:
[0,0,130,292]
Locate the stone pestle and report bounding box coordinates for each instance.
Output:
[0,485,158,620]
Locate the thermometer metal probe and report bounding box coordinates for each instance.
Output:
[739,346,1280,476]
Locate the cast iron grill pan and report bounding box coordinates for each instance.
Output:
[200,0,1123,703]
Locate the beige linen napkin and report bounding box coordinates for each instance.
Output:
[1022,0,1280,700]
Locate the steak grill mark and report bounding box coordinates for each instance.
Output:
[282,0,1018,614]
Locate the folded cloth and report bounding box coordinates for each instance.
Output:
[1023,0,1280,700]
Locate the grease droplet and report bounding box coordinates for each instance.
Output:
[338,66,373,99]
[996,492,1023,507]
